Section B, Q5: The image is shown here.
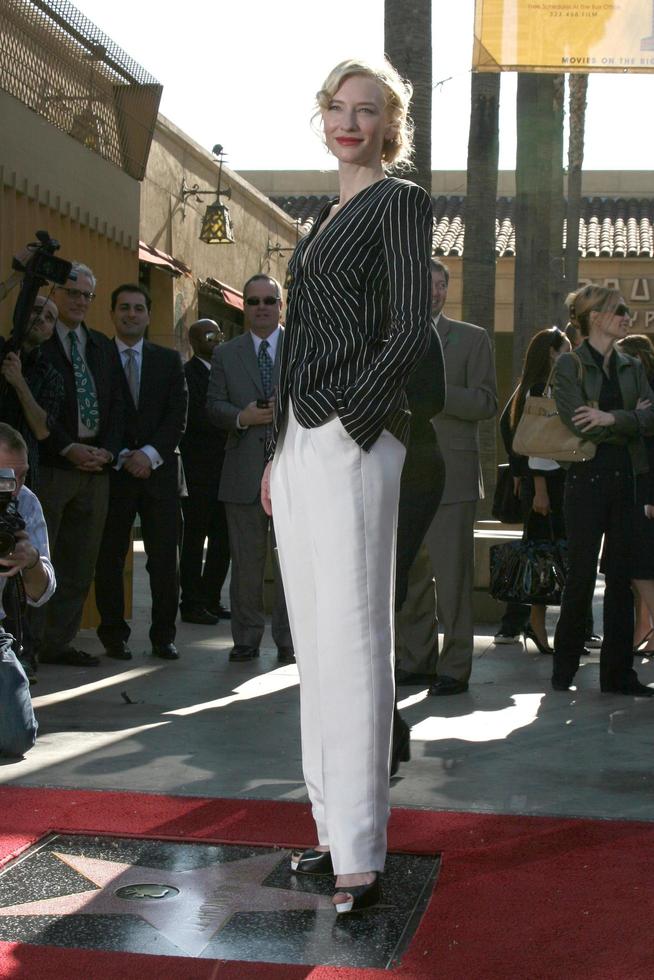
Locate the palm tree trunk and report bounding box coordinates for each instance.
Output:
[384,0,432,194]
[513,73,565,379]
[463,72,500,516]
[565,74,588,299]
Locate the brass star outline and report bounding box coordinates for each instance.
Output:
[0,849,333,956]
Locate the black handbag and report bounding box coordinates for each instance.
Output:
[492,463,523,524]
[489,533,568,606]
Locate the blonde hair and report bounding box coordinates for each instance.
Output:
[314,58,414,170]
[565,284,622,337]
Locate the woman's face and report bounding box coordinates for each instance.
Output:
[322,74,394,168]
[590,297,631,342]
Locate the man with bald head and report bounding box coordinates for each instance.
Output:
[179,319,231,624]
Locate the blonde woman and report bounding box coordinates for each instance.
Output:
[552,285,654,695]
[261,59,432,912]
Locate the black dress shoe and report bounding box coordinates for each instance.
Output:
[180,607,219,625]
[601,680,654,697]
[152,642,179,660]
[428,675,469,696]
[395,668,436,686]
[40,646,100,667]
[104,641,132,661]
[206,604,231,621]
[229,645,260,662]
[277,646,296,664]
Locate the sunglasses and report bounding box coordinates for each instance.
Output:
[56,286,96,302]
[204,331,222,341]
[613,303,631,318]
[245,296,279,307]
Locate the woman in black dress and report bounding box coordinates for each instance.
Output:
[616,334,654,654]
[508,327,571,653]
[261,59,432,913]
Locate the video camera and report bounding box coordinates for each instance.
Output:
[9,231,75,353]
[0,469,25,558]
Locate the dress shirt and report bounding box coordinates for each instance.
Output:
[114,338,163,471]
[56,321,98,441]
[0,486,55,618]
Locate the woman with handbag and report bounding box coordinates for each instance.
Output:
[506,327,571,653]
[552,285,654,695]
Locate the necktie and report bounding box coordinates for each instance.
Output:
[123,348,139,407]
[69,331,99,430]
[258,339,273,398]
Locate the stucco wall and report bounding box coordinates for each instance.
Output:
[140,116,299,341]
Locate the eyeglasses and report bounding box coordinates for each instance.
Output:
[245,296,279,307]
[613,303,631,318]
[56,287,96,302]
[204,331,222,341]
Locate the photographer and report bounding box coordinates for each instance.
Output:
[0,423,55,754]
[0,294,64,490]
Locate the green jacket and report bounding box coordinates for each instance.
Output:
[552,342,654,475]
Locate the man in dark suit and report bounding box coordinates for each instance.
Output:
[35,263,125,667]
[94,284,188,661]
[206,274,293,664]
[179,319,230,625]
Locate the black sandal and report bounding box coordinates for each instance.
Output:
[290,848,333,875]
[333,873,381,914]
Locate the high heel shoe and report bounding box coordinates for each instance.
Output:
[390,712,411,778]
[333,873,381,914]
[634,627,654,658]
[523,624,553,655]
[290,848,334,875]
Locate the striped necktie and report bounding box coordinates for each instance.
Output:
[69,331,99,430]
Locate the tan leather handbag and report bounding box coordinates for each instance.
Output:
[511,355,597,463]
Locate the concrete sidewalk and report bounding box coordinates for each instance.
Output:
[2,544,653,823]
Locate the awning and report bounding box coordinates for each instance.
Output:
[198,277,244,311]
[138,241,193,278]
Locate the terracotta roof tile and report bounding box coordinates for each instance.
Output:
[271,194,654,259]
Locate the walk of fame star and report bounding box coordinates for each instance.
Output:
[0,850,334,956]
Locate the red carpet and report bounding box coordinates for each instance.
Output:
[0,786,652,979]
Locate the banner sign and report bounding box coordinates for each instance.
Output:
[473,0,654,72]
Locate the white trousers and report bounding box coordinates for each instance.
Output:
[271,405,405,874]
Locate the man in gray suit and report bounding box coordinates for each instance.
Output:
[401,260,497,695]
[206,275,294,664]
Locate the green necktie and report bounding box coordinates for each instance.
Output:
[69,331,99,430]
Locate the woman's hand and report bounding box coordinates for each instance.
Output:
[645,504,654,520]
[572,406,615,432]
[261,461,272,516]
[637,398,652,411]
[532,488,551,516]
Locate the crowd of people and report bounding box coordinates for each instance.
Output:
[1,54,653,916]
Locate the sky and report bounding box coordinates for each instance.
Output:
[70,0,654,174]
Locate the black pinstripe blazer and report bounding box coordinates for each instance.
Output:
[271,177,433,454]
